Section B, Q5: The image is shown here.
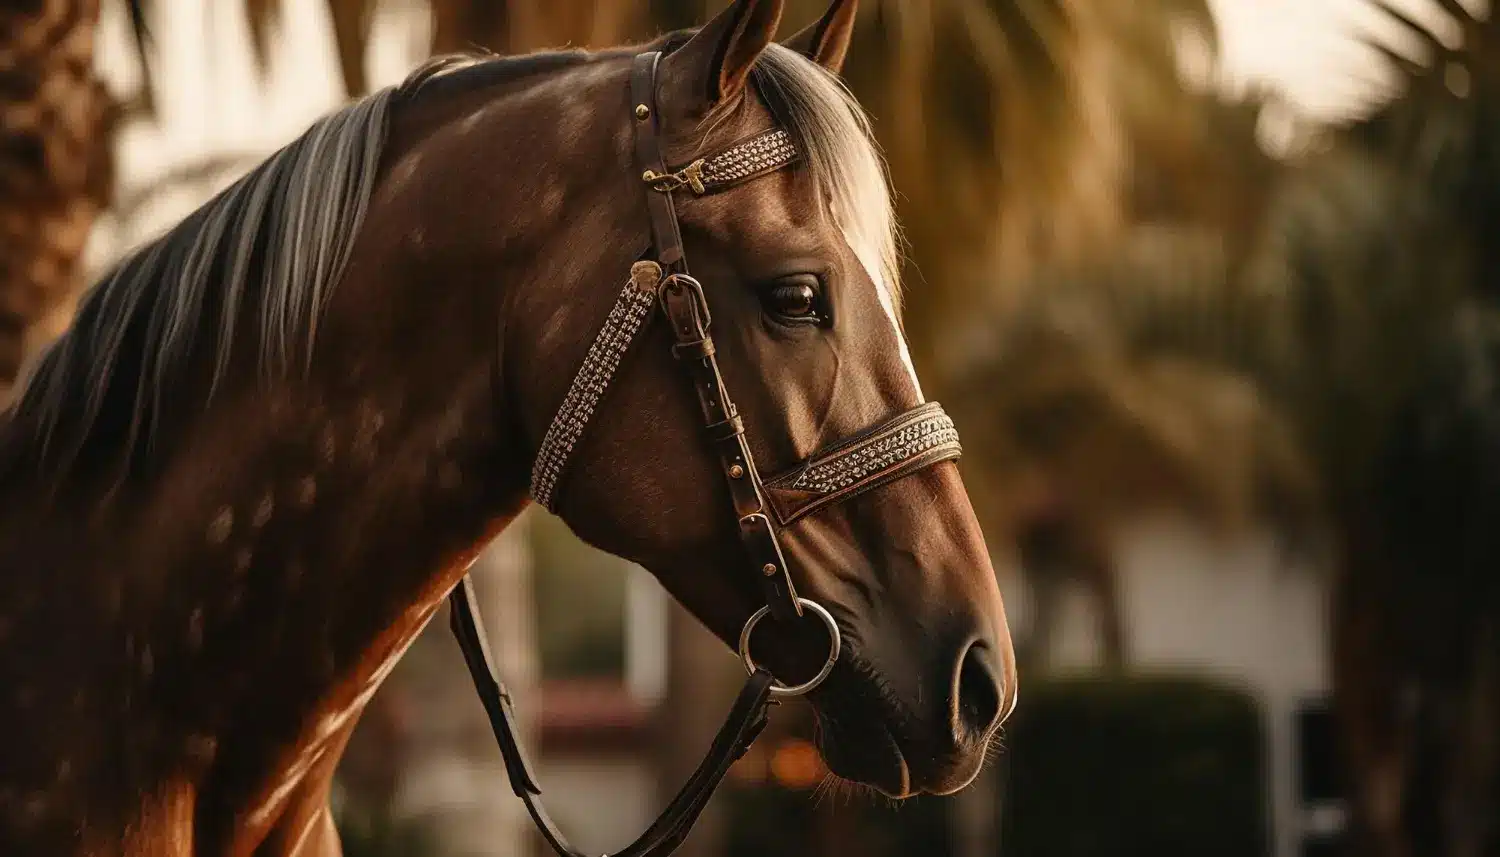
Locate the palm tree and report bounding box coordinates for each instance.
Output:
[949,1,1500,853]
[855,0,1220,380]
[0,0,152,404]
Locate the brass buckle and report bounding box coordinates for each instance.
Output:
[642,159,707,195]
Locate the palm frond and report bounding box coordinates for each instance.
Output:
[1342,0,1500,304]
[121,0,157,115]
[242,0,282,86]
[949,225,1323,547]
[857,0,1244,383]
[327,0,377,96]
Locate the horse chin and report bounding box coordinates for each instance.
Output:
[813,714,913,799]
[808,663,993,799]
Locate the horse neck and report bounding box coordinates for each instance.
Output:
[0,52,653,849]
[163,59,643,838]
[0,345,532,851]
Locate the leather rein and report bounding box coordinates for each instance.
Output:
[446,49,964,857]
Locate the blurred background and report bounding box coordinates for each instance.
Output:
[4,0,1498,855]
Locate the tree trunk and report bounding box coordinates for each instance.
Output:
[429,0,642,57]
[1019,514,1129,671]
[0,0,116,403]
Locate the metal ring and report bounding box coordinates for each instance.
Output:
[738,598,842,698]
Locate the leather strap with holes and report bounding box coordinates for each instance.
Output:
[632,50,802,623]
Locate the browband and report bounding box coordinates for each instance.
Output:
[643,128,801,195]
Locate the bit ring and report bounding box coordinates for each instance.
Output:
[737,598,841,698]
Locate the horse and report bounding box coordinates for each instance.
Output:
[0,1,1017,854]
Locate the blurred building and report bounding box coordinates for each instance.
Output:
[1011,515,1339,857]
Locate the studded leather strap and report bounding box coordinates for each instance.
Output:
[763,402,962,525]
[646,128,801,195]
[530,261,664,511]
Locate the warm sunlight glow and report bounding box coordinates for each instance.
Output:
[770,739,828,791]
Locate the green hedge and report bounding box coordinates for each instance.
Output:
[999,674,1267,857]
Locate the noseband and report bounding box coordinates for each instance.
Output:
[447,50,963,857]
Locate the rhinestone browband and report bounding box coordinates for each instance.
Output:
[693,129,800,194]
[530,261,663,511]
[645,129,801,196]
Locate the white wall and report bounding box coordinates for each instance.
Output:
[89,0,429,267]
[1042,514,1331,857]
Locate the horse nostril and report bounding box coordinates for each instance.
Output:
[952,640,1004,744]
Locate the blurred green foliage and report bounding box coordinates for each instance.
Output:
[529,509,630,678]
[999,675,1267,857]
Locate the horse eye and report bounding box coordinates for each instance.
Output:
[767,282,821,321]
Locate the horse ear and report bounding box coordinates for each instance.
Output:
[783,0,858,75]
[662,0,785,110]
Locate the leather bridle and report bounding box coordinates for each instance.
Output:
[447,49,964,857]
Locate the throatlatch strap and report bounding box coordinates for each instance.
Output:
[529,261,664,510]
[631,49,802,622]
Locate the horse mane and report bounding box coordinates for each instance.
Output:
[750,44,904,316]
[2,40,900,479]
[8,89,395,473]
[3,51,589,477]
